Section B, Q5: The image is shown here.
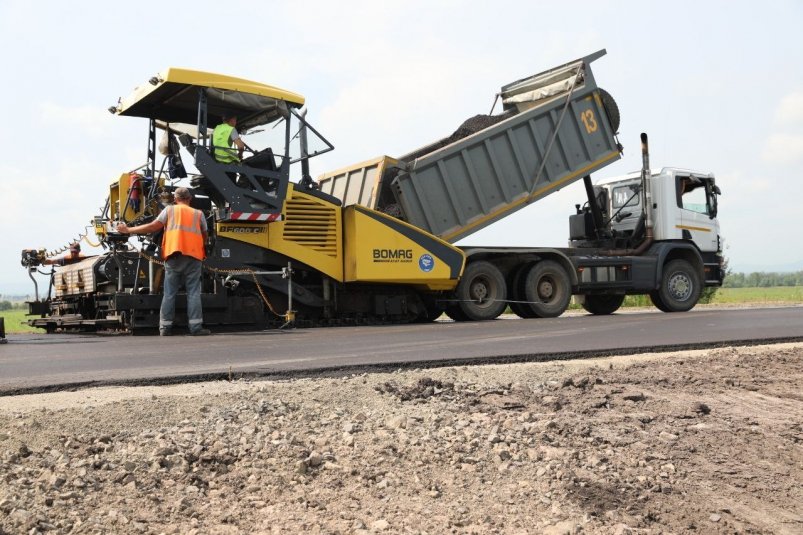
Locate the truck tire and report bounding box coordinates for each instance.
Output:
[510,264,538,318]
[599,88,620,133]
[581,294,625,315]
[456,261,507,321]
[510,301,537,319]
[523,261,571,318]
[445,305,470,322]
[657,259,701,312]
[648,290,671,312]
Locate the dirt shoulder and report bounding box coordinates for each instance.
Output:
[2,343,802,534]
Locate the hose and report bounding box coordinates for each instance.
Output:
[134,249,287,319]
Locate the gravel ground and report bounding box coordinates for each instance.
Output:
[1,343,802,534]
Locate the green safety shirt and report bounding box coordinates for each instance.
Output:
[212,123,240,163]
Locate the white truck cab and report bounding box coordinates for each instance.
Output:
[568,163,725,314]
[597,168,721,256]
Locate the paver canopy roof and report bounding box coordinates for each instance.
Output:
[115,67,305,132]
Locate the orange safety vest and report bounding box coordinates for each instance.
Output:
[161,204,206,260]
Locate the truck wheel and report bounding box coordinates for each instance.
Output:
[523,261,571,318]
[456,261,507,321]
[445,304,470,321]
[581,294,625,315]
[599,88,620,133]
[510,301,537,318]
[510,264,538,318]
[657,259,701,312]
[648,290,671,312]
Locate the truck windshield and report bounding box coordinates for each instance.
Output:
[612,185,640,208]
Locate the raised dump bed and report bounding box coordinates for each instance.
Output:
[318,49,621,243]
[317,156,402,215]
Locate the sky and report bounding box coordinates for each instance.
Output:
[2,0,802,295]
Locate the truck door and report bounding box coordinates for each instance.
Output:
[677,176,719,252]
[609,181,641,235]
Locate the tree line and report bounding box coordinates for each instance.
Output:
[0,300,28,311]
[724,271,803,288]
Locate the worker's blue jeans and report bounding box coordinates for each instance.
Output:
[160,255,204,334]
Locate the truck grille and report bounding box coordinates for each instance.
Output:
[282,194,338,257]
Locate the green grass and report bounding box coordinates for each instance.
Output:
[561,286,803,313]
[618,287,803,308]
[708,286,803,304]
[0,308,36,334]
[574,287,803,310]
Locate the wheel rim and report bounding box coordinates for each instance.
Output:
[537,277,555,302]
[668,271,692,301]
[470,277,492,307]
[457,261,507,320]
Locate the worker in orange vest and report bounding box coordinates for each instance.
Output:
[117,187,210,336]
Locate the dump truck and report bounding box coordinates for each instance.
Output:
[22,50,724,333]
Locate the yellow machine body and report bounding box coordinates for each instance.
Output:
[216,185,463,291]
[109,173,166,222]
[94,173,166,240]
[343,205,463,290]
[216,185,344,281]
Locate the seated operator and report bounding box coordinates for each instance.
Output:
[213,113,251,188]
[42,242,85,266]
[212,113,246,165]
[213,113,277,191]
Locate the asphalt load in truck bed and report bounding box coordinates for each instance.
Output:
[402,111,517,162]
[1,343,802,534]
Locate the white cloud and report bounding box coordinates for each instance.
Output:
[774,91,803,126]
[38,102,114,137]
[762,133,803,165]
[316,60,487,167]
[714,167,803,271]
[0,157,118,258]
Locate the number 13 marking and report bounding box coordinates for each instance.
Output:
[581,109,598,134]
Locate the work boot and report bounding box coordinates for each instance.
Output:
[189,328,212,336]
[160,329,173,337]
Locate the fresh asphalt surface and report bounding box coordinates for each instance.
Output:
[1,306,802,395]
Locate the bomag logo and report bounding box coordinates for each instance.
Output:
[372,248,413,263]
[220,226,266,234]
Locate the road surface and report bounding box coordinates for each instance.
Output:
[1,306,802,394]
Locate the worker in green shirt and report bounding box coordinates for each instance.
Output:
[212,113,246,164]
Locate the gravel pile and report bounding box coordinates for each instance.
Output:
[2,343,802,534]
